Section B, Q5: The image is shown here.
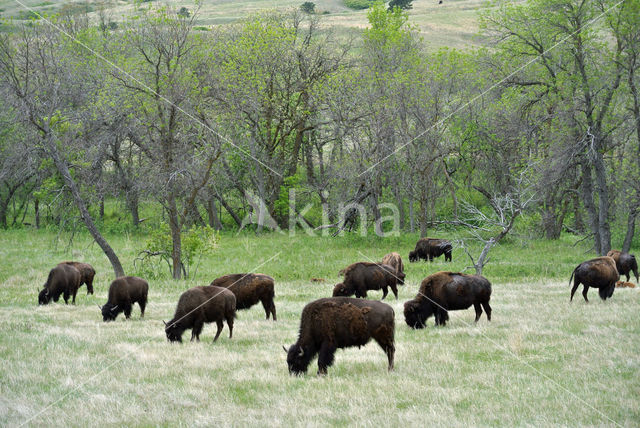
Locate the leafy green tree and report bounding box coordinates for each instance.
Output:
[388,0,413,10]
[300,2,316,13]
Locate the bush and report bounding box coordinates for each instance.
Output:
[300,2,316,14]
[344,0,373,10]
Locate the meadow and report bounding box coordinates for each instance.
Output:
[0,228,639,426]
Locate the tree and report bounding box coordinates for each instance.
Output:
[300,2,316,14]
[0,20,125,277]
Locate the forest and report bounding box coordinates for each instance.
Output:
[0,0,639,279]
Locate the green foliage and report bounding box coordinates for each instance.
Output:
[300,2,315,14]
[388,0,413,10]
[178,7,190,18]
[344,0,373,10]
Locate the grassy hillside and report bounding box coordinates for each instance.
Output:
[0,0,488,49]
[0,229,638,425]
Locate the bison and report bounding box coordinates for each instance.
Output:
[381,252,404,281]
[101,276,149,322]
[165,286,236,343]
[606,250,638,283]
[569,256,620,302]
[38,263,82,305]
[209,273,276,321]
[332,262,404,300]
[284,297,395,375]
[404,271,492,328]
[59,261,95,295]
[408,238,452,262]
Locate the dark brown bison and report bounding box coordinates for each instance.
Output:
[284,297,395,375]
[606,250,638,283]
[209,273,276,321]
[59,261,95,295]
[332,262,404,300]
[408,238,452,262]
[165,286,236,343]
[569,256,620,302]
[101,276,149,322]
[381,252,404,281]
[404,271,492,328]
[38,264,82,305]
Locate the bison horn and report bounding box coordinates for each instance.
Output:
[111,305,118,312]
[163,320,168,326]
[282,345,288,353]
[97,304,102,310]
[298,348,304,357]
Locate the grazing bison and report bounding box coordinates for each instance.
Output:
[59,261,95,295]
[284,297,395,375]
[381,252,404,281]
[606,250,638,283]
[332,262,404,300]
[569,256,620,302]
[409,238,452,262]
[165,286,236,343]
[404,271,492,328]
[209,273,276,321]
[38,264,82,305]
[101,276,149,322]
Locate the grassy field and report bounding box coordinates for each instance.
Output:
[0,0,489,49]
[0,228,639,426]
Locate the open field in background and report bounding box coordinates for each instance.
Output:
[0,229,639,426]
[0,0,489,49]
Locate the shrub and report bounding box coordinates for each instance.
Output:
[300,2,316,13]
[344,0,373,10]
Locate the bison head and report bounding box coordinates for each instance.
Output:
[101,303,120,322]
[408,251,417,263]
[403,299,432,329]
[38,288,50,305]
[165,321,183,343]
[284,344,312,375]
[332,283,352,297]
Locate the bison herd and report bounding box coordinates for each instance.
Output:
[36,239,637,376]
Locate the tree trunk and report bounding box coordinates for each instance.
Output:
[216,194,242,227]
[622,208,637,253]
[128,191,140,226]
[580,160,601,254]
[167,193,182,280]
[35,198,40,229]
[592,149,611,255]
[206,197,223,230]
[45,134,124,278]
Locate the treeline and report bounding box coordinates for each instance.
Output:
[0,1,638,278]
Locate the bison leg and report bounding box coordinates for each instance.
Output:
[270,301,277,321]
[390,283,398,300]
[139,300,146,318]
[213,320,224,342]
[227,316,233,339]
[581,285,589,302]
[124,303,133,319]
[570,279,581,302]
[372,328,395,371]
[481,301,492,321]
[191,320,204,342]
[261,298,274,320]
[72,289,78,305]
[63,289,70,304]
[473,303,483,322]
[445,251,452,262]
[381,286,388,300]
[435,309,449,326]
[317,342,336,376]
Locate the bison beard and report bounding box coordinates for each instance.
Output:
[404,272,492,328]
[285,297,395,375]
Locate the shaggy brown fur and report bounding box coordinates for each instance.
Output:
[59,261,96,294]
[569,256,620,302]
[165,286,236,343]
[285,297,395,375]
[38,264,82,305]
[616,281,636,288]
[101,276,149,321]
[404,271,492,328]
[381,252,404,282]
[333,262,404,300]
[210,273,276,320]
[606,250,639,283]
[408,238,452,262]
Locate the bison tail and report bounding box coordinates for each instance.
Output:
[568,268,577,287]
[44,268,55,288]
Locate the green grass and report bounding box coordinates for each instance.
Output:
[0,228,639,426]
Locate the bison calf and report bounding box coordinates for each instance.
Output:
[606,250,638,283]
[59,261,96,295]
[333,262,404,300]
[285,297,395,375]
[569,256,619,302]
[209,273,276,320]
[404,271,492,328]
[101,276,149,322]
[381,252,404,283]
[38,264,82,305]
[409,238,452,262]
[165,286,236,343]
